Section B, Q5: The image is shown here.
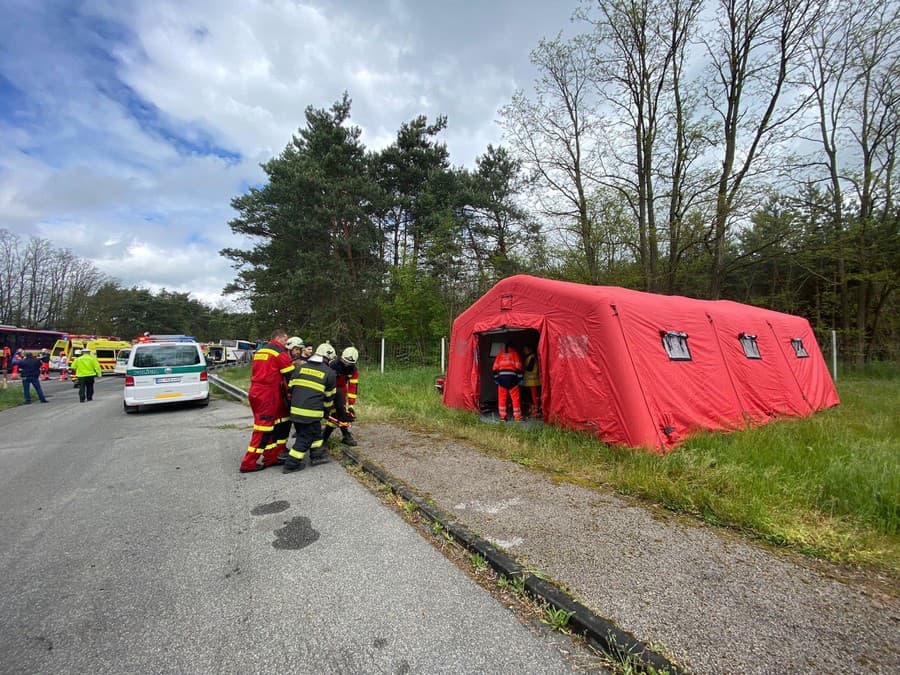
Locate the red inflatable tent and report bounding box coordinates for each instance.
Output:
[442,275,839,451]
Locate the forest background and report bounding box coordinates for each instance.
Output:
[2,0,897,366]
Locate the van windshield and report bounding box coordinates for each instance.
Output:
[134,345,201,368]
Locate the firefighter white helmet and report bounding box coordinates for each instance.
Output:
[315,342,335,359]
[341,346,358,365]
[285,336,304,350]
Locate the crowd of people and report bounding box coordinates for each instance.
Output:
[239,329,361,475]
[1,346,103,405]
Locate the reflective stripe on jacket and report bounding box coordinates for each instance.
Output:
[492,347,523,378]
[71,354,103,377]
[288,357,337,421]
[249,342,293,397]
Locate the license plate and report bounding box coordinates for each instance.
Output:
[155,377,181,384]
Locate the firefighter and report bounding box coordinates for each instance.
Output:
[285,336,306,367]
[492,344,524,421]
[239,329,295,473]
[282,342,337,473]
[324,346,360,447]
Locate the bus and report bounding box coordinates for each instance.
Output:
[0,325,64,354]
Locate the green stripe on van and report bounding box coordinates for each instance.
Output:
[127,365,207,376]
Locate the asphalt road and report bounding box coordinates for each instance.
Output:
[0,377,579,673]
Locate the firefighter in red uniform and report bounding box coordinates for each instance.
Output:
[239,328,295,473]
[492,344,524,421]
[323,346,360,447]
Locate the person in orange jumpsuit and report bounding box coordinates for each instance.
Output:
[492,344,524,421]
[239,329,295,473]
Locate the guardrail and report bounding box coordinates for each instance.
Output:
[208,373,248,402]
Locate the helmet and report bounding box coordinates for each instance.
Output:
[315,342,335,359]
[341,346,358,365]
[285,336,304,350]
[74,349,83,355]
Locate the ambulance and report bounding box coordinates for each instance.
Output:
[51,335,132,373]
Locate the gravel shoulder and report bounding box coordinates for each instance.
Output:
[352,422,899,675]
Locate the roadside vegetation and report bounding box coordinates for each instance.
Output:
[0,385,22,412]
[214,363,900,577]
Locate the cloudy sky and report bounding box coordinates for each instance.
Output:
[0,0,580,307]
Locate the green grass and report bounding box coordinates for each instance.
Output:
[195,363,900,577]
[0,381,24,411]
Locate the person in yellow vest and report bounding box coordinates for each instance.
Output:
[521,344,541,418]
[71,349,103,402]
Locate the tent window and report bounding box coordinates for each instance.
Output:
[791,338,809,358]
[739,333,761,359]
[660,331,692,361]
[500,294,513,311]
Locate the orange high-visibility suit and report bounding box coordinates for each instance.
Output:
[492,345,523,421]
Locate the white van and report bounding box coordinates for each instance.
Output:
[123,341,209,413]
[114,348,131,375]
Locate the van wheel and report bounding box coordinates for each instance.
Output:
[197,396,210,408]
[124,402,138,414]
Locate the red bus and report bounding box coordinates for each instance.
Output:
[0,325,64,354]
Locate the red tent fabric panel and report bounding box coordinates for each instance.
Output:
[442,275,839,451]
[767,316,841,412]
[711,304,812,423]
[615,291,746,447]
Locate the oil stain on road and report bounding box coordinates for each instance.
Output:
[273,516,319,550]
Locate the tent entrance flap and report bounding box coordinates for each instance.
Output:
[475,327,539,413]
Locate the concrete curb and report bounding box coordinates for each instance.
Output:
[340,446,687,675]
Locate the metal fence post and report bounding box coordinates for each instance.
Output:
[380,337,385,374]
[441,336,445,373]
[832,330,837,382]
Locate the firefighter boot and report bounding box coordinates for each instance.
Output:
[309,448,330,465]
[282,446,307,473]
[282,455,306,473]
[341,429,358,447]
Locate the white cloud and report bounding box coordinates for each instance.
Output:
[0,0,581,308]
